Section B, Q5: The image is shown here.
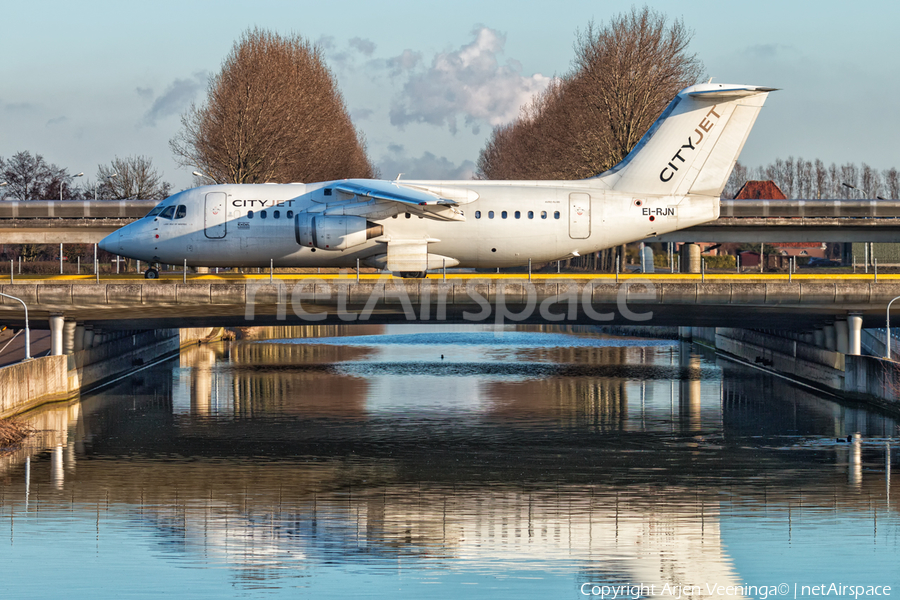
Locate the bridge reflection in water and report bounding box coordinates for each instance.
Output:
[1,326,897,597]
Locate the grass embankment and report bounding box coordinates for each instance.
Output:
[0,419,33,452]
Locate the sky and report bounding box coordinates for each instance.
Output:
[2,0,900,193]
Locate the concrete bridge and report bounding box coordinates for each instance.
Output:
[0,200,156,243]
[0,274,898,359]
[1,199,900,243]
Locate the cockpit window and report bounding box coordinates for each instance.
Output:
[147,203,165,217]
[174,205,187,219]
[159,206,176,220]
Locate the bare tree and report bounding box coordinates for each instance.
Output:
[477,7,703,181]
[0,151,70,200]
[828,163,840,198]
[813,159,827,199]
[570,8,704,174]
[171,28,375,184]
[781,156,795,198]
[96,156,171,200]
[860,163,881,198]
[883,168,900,199]
[729,157,900,199]
[839,163,860,198]
[723,162,749,199]
[797,158,813,200]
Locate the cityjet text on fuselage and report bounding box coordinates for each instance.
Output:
[659,105,721,183]
[231,199,295,208]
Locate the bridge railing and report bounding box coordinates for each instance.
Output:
[719,199,900,218]
[2,199,900,220]
[0,200,158,219]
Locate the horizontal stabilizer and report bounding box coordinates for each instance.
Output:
[687,86,778,100]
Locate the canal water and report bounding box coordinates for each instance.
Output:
[1,325,898,599]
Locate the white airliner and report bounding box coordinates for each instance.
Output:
[100,83,773,278]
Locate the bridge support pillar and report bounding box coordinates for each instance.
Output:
[679,243,701,274]
[92,328,103,347]
[813,329,825,348]
[678,326,693,341]
[49,315,64,356]
[823,325,837,351]
[63,320,77,355]
[74,323,85,352]
[835,319,849,354]
[83,326,94,349]
[847,314,863,356]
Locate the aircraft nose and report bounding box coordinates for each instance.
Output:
[98,230,120,254]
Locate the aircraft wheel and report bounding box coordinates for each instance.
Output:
[144,268,159,279]
[398,271,427,279]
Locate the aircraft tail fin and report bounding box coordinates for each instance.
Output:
[594,84,775,197]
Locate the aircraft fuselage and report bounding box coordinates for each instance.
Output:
[103,179,718,271]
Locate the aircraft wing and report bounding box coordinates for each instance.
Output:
[323,179,465,222]
[333,180,457,206]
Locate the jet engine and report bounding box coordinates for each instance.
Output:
[295,213,383,251]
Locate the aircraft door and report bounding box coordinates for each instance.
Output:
[204,192,227,239]
[569,193,591,239]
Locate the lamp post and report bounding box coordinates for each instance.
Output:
[0,292,30,360]
[62,172,84,201]
[842,181,887,200]
[192,170,219,184]
[95,172,118,201]
[886,295,900,359]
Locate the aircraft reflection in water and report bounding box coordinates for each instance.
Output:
[1,326,897,596]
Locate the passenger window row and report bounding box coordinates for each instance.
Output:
[474,210,560,220]
[246,210,294,220]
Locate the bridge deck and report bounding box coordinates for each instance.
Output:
[0,274,897,331]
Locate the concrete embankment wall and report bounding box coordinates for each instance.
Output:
[0,355,69,419]
[180,327,227,346]
[708,327,899,408]
[1,327,228,419]
[859,329,900,362]
[66,329,181,394]
[714,328,845,390]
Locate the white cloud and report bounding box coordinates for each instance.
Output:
[3,101,38,113]
[135,86,154,101]
[349,37,376,56]
[141,71,208,126]
[389,27,550,134]
[351,108,374,121]
[387,49,422,76]
[377,145,476,180]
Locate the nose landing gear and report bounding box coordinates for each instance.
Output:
[144,267,159,279]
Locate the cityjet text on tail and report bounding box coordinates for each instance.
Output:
[100,83,775,279]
